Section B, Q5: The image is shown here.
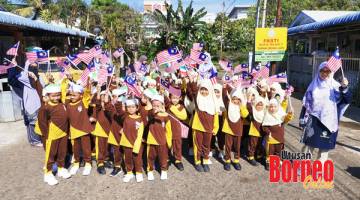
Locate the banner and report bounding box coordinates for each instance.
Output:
[255,27,287,62]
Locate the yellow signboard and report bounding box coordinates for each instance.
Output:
[255,27,288,61]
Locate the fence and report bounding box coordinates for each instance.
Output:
[288,53,360,106]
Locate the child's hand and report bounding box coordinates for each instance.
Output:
[89,117,96,123]
[28,71,37,81]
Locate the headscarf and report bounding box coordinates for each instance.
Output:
[252,96,266,123]
[213,83,226,114]
[302,61,343,133]
[262,99,286,126]
[228,88,246,123]
[270,82,285,103]
[196,79,217,115]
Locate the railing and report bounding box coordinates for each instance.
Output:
[288,53,360,106]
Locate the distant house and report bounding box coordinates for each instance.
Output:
[142,0,171,39]
[287,10,360,106]
[228,5,253,21]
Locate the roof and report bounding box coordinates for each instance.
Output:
[228,4,254,17]
[0,11,93,37]
[289,10,358,27]
[288,11,360,35]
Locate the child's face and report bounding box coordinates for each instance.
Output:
[214,89,221,98]
[42,96,49,103]
[200,87,209,97]
[170,95,180,105]
[255,102,263,111]
[100,94,105,102]
[231,97,241,105]
[148,83,156,89]
[126,105,138,114]
[48,92,61,103]
[152,100,163,113]
[70,92,82,103]
[268,104,277,114]
[141,96,148,104]
[270,87,276,97]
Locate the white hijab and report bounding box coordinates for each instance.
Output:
[197,79,217,115]
[228,88,246,123]
[252,96,266,123]
[214,83,226,114]
[262,99,286,126]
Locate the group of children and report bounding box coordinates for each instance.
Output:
[30,67,294,186]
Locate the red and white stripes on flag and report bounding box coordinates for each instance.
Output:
[97,67,108,85]
[79,68,90,87]
[326,49,342,72]
[126,83,142,97]
[267,72,288,85]
[78,52,94,65]
[192,43,204,51]
[168,114,189,138]
[0,61,14,74]
[156,47,182,65]
[25,50,49,63]
[189,49,208,64]
[112,48,125,58]
[6,41,19,56]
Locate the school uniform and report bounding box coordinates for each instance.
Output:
[146,111,172,172]
[120,114,144,174]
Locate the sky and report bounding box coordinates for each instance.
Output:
[118,0,257,14]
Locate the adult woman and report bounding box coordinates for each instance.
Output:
[299,62,352,163]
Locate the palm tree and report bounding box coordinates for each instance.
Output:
[152,0,207,52]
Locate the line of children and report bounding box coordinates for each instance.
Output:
[35,68,295,186]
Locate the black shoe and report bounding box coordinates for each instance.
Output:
[79,160,85,167]
[233,163,241,171]
[203,164,210,172]
[249,159,259,166]
[195,164,204,172]
[265,163,270,171]
[104,161,113,169]
[175,162,184,171]
[224,163,231,171]
[109,167,122,177]
[97,166,106,175]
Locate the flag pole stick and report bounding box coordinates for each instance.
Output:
[337,46,345,80]
[4,58,25,71]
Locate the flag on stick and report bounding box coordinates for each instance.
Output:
[6,41,20,56]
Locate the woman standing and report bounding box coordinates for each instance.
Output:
[300,62,352,163]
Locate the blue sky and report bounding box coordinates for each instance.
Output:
[118,0,257,14]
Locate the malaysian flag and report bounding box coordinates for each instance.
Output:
[192,43,204,51]
[112,48,125,58]
[107,65,114,76]
[67,54,82,66]
[189,49,207,64]
[87,60,96,72]
[326,48,342,72]
[209,67,218,85]
[79,68,90,86]
[89,45,102,56]
[223,73,232,83]
[156,47,182,65]
[125,73,142,97]
[56,58,71,71]
[253,62,270,79]
[168,114,189,138]
[100,51,110,65]
[234,63,249,73]
[160,79,181,96]
[98,66,108,85]
[166,59,185,73]
[0,60,14,74]
[267,72,287,85]
[78,52,94,65]
[25,50,49,63]
[6,41,19,56]
[219,59,232,72]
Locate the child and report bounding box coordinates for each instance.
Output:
[221,88,249,171]
[107,88,127,177]
[91,87,112,175]
[120,99,145,183]
[262,99,293,170]
[146,94,172,180]
[188,79,219,172]
[211,83,226,160]
[247,95,266,166]
[43,84,71,185]
[165,88,187,171]
[67,83,94,176]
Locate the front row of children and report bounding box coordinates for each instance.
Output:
[33,74,293,186]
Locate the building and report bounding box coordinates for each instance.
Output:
[201,13,217,24]
[287,10,360,106]
[228,4,253,21]
[142,0,171,39]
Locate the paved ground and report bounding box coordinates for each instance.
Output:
[0,97,359,200]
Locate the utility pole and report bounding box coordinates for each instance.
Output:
[261,0,267,28]
[252,0,262,70]
[220,1,225,58]
[271,0,283,75]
